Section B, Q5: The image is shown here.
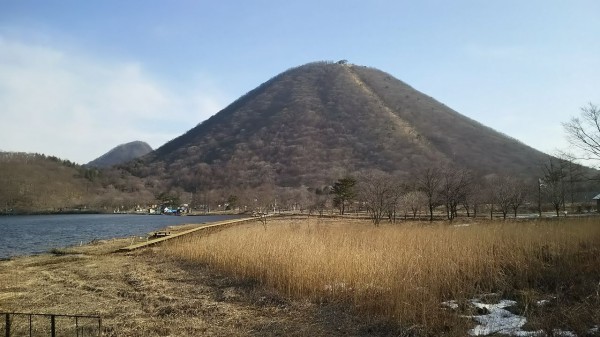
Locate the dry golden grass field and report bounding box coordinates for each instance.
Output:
[1,216,599,336]
[168,216,600,336]
[0,222,402,337]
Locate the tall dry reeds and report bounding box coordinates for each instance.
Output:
[166,217,600,333]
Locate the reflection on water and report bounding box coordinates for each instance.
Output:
[0,214,242,259]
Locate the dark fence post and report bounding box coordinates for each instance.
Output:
[50,315,56,337]
[4,313,9,337]
[2,313,101,337]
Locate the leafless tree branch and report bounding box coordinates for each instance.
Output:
[562,103,600,161]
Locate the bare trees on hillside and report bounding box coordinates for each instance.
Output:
[0,152,159,213]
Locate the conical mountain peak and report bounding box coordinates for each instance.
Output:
[136,61,549,189]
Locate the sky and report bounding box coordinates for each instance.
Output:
[1,1,599,164]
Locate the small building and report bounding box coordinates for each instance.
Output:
[593,194,600,212]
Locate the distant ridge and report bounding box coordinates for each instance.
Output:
[88,141,152,168]
[133,61,555,190]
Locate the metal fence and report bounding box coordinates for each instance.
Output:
[1,313,102,337]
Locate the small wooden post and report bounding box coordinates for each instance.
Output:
[50,315,56,337]
[5,313,10,337]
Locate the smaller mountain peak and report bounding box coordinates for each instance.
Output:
[87,141,152,168]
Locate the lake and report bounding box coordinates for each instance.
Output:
[0,214,244,259]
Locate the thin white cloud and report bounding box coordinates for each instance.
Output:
[0,36,226,164]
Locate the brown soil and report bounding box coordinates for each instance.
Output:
[0,235,404,337]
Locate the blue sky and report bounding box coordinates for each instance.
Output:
[1,1,599,164]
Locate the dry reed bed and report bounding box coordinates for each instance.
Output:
[166,217,600,334]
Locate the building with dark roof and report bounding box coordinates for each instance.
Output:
[593,194,600,212]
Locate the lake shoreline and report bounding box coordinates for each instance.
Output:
[0,209,246,216]
[0,213,246,259]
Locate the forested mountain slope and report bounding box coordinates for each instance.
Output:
[131,61,553,190]
[0,152,154,213]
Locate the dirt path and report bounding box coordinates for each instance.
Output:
[0,237,401,336]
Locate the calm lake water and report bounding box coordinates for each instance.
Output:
[0,214,244,259]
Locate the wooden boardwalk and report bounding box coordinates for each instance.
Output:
[119,217,254,252]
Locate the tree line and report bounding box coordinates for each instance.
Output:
[308,156,596,225]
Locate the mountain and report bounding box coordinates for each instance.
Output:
[133,61,554,190]
[0,152,155,213]
[88,141,152,168]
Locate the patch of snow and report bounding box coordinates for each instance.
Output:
[441,300,459,309]
[444,296,596,337]
[464,299,544,337]
[453,223,470,227]
[553,330,576,337]
[535,296,556,307]
[473,299,517,309]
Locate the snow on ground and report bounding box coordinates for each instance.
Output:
[442,296,595,337]
[461,298,543,336]
[535,296,556,307]
[553,330,577,337]
[441,300,459,310]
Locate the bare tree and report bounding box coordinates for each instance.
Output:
[416,167,443,221]
[541,158,567,217]
[358,171,395,226]
[486,176,527,220]
[440,167,472,220]
[507,178,527,218]
[386,181,404,223]
[402,190,427,220]
[563,103,600,163]
[462,181,483,218]
[251,184,275,216]
[489,176,513,220]
[555,151,587,211]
